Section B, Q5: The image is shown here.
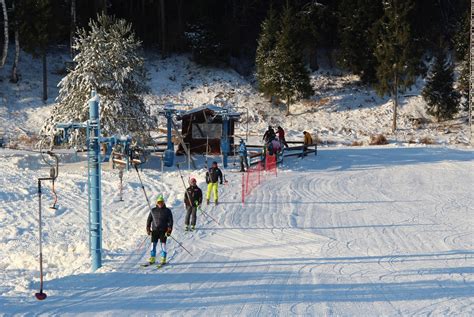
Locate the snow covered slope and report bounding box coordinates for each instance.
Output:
[1,146,473,316]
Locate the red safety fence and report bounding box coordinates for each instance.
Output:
[241,152,278,204]
[265,153,277,177]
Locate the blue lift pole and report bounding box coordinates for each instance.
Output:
[88,91,102,271]
[221,112,230,168]
[163,108,175,167]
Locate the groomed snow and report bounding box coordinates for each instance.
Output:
[1,146,473,316]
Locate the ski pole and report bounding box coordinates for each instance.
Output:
[196,202,220,225]
[134,164,153,213]
[168,234,193,256]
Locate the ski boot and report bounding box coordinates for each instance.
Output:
[160,251,167,265]
[215,200,218,206]
[148,256,156,264]
[206,199,210,205]
[191,225,195,231]
[185,225,189,232]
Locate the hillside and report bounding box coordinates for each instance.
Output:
[0,50,471,147]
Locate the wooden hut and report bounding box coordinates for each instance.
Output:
[176,105,241,154]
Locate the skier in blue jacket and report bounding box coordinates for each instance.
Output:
[238,139,249,172]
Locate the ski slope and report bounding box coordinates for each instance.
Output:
[1,146,473,316]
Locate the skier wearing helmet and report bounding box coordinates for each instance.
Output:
[184,177,203,231]
[146,194,173,265]
[205,161,223,205]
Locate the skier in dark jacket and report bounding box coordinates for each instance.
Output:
[184,178,203,231]
[263,126,276,143]
[205,161,223,205]
[276,126,289,148]
[146,194,173,265]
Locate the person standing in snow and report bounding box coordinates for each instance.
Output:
[276,126,289,148]
[205,161,223,205]
[238,139,249,172]
[263,126,276,143]
[184,178,202,231]
[146,195,173,265]
[303,131,313,157]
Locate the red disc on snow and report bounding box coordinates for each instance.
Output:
[35,292,47,300]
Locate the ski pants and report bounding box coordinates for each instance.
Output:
[185,205,197,226]
[150,230,167,257]
[240,155,249,171]
[206,182,219,202]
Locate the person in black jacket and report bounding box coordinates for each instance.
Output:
[205,161,223,205]
[146,194,173,265]
[263,126,276,143]
[184,178,203,231]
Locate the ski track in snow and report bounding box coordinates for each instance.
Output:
[0,147,473,316]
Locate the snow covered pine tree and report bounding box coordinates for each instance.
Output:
[41,14,154,142]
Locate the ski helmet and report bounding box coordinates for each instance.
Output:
[156,195,165,203]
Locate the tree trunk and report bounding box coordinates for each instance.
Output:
[70,0,76,59]
[10,0,19,83]
[1,0,8,68]
[42,51,48,101]
[160,0,166,58]
[286,96,291,116]
[10,28,18,82]
[392,71,398,133]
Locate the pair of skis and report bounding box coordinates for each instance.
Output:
[141,262,168,269]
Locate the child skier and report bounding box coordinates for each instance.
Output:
[184,178,203,231]
[205,161,223,205]
[146,194,173,265]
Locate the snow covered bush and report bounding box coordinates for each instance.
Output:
[41,14,155,142]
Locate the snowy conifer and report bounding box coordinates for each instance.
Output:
[422,50,460,121]
[255,7,279,98]
[270,6,313,115]
[41,14,154,141]
[337,0,382,83]
[374,0,420,132]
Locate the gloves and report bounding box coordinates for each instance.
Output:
[165,228,172,237]
[146,227,151,236]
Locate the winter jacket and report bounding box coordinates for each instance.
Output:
[184,185,203,207]
[239,142,247,157]
[263,129,276,142]
[146,204,173,231]
[277,128,285,140]
[304,132,313,145]
[206,167,223,184]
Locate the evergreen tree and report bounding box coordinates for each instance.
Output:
[269,5,314,116]
[374,0,420,132]
[41,14,154,141]
[337,0,383,83]
[422,50,459,121]
[184,22,223,65]
[255,6,279,98]
[298,1,331,71]
[16,0,55,100]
